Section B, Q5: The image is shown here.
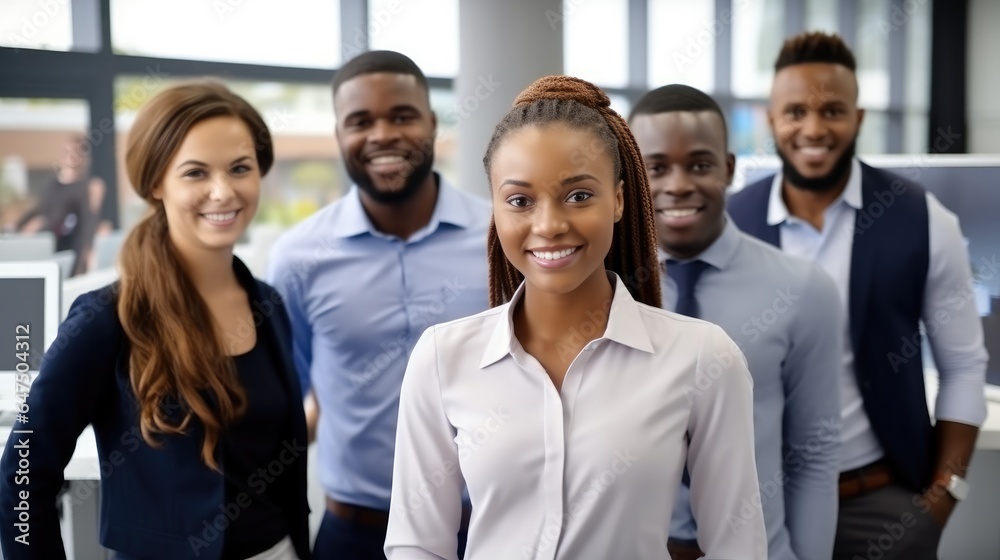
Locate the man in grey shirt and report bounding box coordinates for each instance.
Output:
[629,84,842,560]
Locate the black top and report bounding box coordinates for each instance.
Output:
[221,333,291,559]
[0,257,311,560]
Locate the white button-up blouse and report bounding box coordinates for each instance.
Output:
[385,273,767,559]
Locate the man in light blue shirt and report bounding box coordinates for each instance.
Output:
[267,51,490,559]
[630,84,842,560]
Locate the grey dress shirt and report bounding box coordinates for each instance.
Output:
[663,218,843,560]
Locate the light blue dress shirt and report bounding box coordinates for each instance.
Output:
[266,175,491,509]
[663,219,843,560]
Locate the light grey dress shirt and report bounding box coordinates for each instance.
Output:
[662,219,843,560]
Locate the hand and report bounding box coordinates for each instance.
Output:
[304,390,320,443]
[666,540,705,560]
[918,483,957,527]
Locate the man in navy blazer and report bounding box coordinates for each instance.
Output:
[0,258,311,560]
[727,31,988,560]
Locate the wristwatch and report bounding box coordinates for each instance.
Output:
[934,474,969,501]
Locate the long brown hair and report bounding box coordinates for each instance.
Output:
[118,80,274,470]
[482,76,662,308]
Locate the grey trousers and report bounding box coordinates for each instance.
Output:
[833,484,944,560]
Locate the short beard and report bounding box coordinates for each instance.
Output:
[776,139,856,193]
[346,143,435,205]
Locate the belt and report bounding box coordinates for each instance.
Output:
[326,497,472,530]
[326,497,390,528]
[839,459,894,500]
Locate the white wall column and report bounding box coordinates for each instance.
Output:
[455,0,564,195]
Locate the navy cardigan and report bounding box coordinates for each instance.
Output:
[0,258,311,559]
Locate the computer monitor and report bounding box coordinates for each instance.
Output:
[0,261,61,415]
[0,233,71,280]
[731,154,1000,400]
[0,232,56,261]
[93,230,125,271]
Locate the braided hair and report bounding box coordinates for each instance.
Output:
[483,76,661,309]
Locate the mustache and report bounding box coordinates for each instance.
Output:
[345,145,435,205]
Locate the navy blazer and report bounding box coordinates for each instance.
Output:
[0,258,311,559]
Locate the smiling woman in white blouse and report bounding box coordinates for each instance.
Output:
[384,76,767,560]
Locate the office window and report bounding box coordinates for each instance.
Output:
[0,0,74,51]
[564,0,628,88]
[904,113,930,154]
[804,0,838,34]
[114,77,341,230]
[857,110,888,154]
[367,0,458,77]
[427,88,460,185]
[608,95,631,122]
[0,98,91,232]
[731,0,783,98]
[904,0,932,153]
[648,0,714,92]
[110,0,341,68]
[855,0,891,110]
[729,102,773,158]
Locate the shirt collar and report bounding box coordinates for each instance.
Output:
[479,272,655,369]
[657,217,741,272]
[766,158,863,226]
[328,173,476,239]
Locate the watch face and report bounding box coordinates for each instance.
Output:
[949,475,969,501]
